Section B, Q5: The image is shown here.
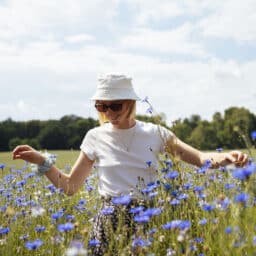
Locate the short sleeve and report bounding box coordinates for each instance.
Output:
[156,125,174,153]
[158,125,173,142]
[80,129,97,161]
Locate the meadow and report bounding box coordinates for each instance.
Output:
[0,148,256,255]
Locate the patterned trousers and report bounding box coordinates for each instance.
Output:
[88,197,149,256]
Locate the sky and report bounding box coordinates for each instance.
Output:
[0,0,256,126]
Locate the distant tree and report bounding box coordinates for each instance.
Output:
[9,137,23,151]
[222,107,255,148]
[136,113,167,127]
[188,121,219,150]
[26,120,42,138]
[39,121,67,149]
[8,137,40,151]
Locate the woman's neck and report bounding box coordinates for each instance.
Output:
[111,118,136,129]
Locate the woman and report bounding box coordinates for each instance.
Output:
[13,74,248,255]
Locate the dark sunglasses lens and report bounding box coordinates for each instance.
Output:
[95,103,123,112]
[95,104,107,112]
[109,104,122,111]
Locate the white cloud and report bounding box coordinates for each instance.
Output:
[198,0,256,43]
[64,34,95,44]
[129,0,183,25]
[120,24,207,57]
[0,0,119,40]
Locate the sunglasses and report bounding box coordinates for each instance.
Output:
[95,103,123,112]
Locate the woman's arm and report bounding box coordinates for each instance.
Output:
[45,151,94,195]
[167,137,248,168]
[13,145,94,195]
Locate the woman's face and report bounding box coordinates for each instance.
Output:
[95,100,134,127]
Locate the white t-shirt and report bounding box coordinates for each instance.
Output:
[80,120,173,198]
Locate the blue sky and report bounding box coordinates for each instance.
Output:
[0,0,256,125]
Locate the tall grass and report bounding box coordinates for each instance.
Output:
[0,148,256,255]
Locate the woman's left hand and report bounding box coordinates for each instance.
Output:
[217,150,248,167]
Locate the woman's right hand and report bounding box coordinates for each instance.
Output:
[12,145,46,165]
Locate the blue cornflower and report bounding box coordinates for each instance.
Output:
[35,226,46,233]
[161,168,169,173]
[225,226,232,234]
[149,191,158,198]
[165,170,179,179]
[163,183,172,191]
[58,222,74,232]
[194,186,204,193]
[202,204,215,211]
[66,214,75,221]
[148,228,157,235]
[162,220,179,229]
[0,227,10,235]
[232,164,256,180]
[218,197,230,210]
[164,159,173,167]
[24,172,36,179]
[143,208,162,217]
[74,204,86,212]
[141,183,157,193]
[86,184,95,192]
[179,220,191,230]
[132,237,151,248]
[45,184,56,193]
[112,195,131,206]
[16,180,27,187]
[183,183,192,190]
[234,193,249,203]
[251,131,256,140]
[170,198,180,205]
[19,234,29,241]
[78,199,86,205]
[88,239,100,247]
[51,211,64,219]
[0,164,5,169]
[216,147,223,152]
[146,161,152,167]
[194,237,204,243]
[197,160,211,173]
[146,106,153,114]
[198,218,207,225]
[101,207,114,216]
[130,206,144,214]
[141,96,149,103]
[134,214,150,223]
[162,220,191,230]
[224,183,236,189]
[177,193,188,200]
[25,239,43,250]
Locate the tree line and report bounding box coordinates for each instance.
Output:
[0,106,255,151]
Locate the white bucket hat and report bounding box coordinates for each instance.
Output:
[91,74,140,101]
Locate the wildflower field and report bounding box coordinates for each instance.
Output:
[0,148,256,256]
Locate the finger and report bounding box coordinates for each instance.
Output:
[13,154,22,160]
[241,153,248,165]
[225,154,237,163]
[12,145,33,154]
[13,151,30,161]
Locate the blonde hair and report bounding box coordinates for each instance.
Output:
[97,100,136,125]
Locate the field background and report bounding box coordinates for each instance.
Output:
[0,149,255,256]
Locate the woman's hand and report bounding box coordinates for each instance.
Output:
[210,150,248,168]
[12,145,45,165]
